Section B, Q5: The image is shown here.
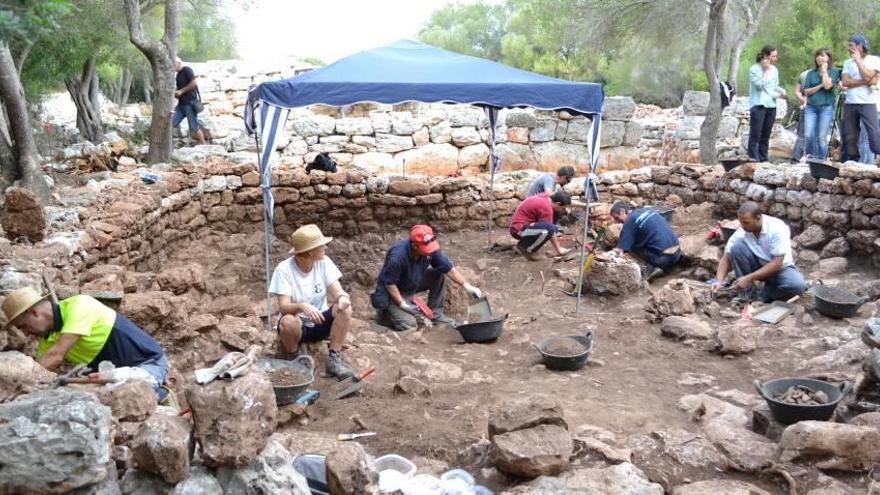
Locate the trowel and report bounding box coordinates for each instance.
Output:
[332,367,376,400]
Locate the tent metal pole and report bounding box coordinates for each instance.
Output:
[486,107,498,246]
[254,132,272,334]
[575,174,592,314]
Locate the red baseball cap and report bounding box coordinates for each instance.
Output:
[410,224,440,255]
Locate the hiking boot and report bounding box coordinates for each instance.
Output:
[515,244,538,261]
[431,312,456,327]
[326,351,354,380]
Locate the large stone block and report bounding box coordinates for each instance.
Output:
[290,115,336,137]
[2,187,47,242]
[682,90,710,116]
[131,413,194,484]
[325,442,379,495]
[451,126,482,146]
[602,96,636,120]
[96,380,157,422]
[0,351,56,403]
[0,389,112,494]
[585,258,641,296]
[488,396,567,439]
[395,143,459,175]
[490,424,572,478]
[186,370,277,468]
[216,440,310,495]
[334,117,373,135]
[600,121,626,147]
[532,142,590,173]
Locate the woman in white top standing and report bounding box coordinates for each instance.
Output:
[269,224,354,379]
[747,45,786,163]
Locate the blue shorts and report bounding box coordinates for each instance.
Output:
[172,103,200,133]
[277,308,335,342]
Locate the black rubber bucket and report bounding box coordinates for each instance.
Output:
[455,313,507,343]
[721,159,747,172]
[754,378,852,424]
[534,331,593,371]
[807,159,840,180]
[813,280,868,319]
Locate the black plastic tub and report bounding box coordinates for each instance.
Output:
[721,159,747,172]
[455,313,507,343]
[649,205,674,222]
[813,280,868,318]
[808,159,840,180]
[534,331,593,371]
[754,378,852,424]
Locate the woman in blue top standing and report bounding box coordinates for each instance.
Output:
[802,48,841,161]
[748,46,787,162]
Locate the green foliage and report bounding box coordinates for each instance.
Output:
[419,0,880,106]
[15,0,238,102]
[0,0,71,42]
[178,2,238,61]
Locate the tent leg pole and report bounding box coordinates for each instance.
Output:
[575,176,591,314]
[255,134,272,334]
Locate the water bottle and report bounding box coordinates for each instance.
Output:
[137,168,162,184]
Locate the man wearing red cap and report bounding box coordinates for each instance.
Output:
[371,225,482,331]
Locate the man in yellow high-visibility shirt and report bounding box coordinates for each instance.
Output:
[2,287,169,399]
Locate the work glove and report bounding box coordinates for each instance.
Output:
[398,300,416,314]
[463,283,482,299]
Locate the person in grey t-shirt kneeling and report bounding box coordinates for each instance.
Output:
[525,166,576,197]
[711,201,806,303]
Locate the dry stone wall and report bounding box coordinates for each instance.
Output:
[586,161,880,265]
[7,151,880,296]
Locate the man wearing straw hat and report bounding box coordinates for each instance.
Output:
[1,287,170,398]
[270,224,354,380]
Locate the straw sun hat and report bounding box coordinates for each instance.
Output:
[289,224,333,254]
[1,287,53,331]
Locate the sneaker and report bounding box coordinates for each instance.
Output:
[431,312,456,327]
[645,266,664,282]
[326,351,354,380]
[640,264,663,281]
[279,349,302,361]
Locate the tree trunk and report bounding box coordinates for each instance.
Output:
[142,67,153,105]
[0,42,50,200]
[726,0,770,87]
[124,0,179,164]
[699,0,728,165]
[65,57,104,143]
[0,105,14,189]
[119,69,133,106]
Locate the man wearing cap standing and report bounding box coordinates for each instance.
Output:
[842,33,880,161]
[2,287,170,398]
[270,224,354,379]
[371,225,482,331]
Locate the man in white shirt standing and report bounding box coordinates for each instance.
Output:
[711,202,806,303]
[841,33,880,162]
[270,224,353,379]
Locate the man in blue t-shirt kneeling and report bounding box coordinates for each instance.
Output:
[371,225,482,331]
[610,202,682,281]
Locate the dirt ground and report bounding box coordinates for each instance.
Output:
[157,212,878,493]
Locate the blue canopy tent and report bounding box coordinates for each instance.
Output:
[245,39,605,325]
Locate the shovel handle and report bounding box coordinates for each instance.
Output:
[359,367,376,380]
